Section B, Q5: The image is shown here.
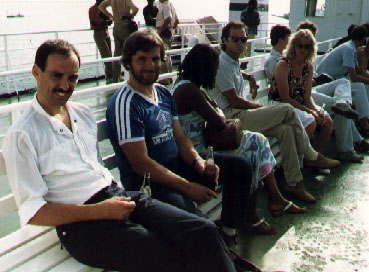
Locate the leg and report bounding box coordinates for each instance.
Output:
[313,115,333,153]
[93,30,113,82]
[112,22,130,83]
[315,78,352,104]
[351,82,369,130]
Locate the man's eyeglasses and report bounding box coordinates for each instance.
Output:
[296,43,312,50]
[230,36,248,43]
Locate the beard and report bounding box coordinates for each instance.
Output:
[130,66,160,85]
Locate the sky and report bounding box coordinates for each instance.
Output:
[0,0,291,33]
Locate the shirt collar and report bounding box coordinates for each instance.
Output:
[271,48,283,57]
[221,51,240,66]
[348,40,357,53]
[31,95,75,135]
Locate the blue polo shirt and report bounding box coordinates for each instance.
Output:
[106,82,179,190]
[316,40,358,79]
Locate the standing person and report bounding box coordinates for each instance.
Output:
[89,0,113,84]
[156,0,179,84]
[240,0,260,59]
[316,25,369,136]
[143,0,158,27]
[105,28,267,252]
[268,30,333,154]
[99,0,139,83]
[172,44,306,235]
[2,39,244,272]
[208,21,340,203]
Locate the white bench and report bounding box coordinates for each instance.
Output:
[0,118,224,272]
[0,66,277,272]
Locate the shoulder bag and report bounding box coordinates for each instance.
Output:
[204,119,243,151]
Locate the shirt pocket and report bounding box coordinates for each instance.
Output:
[38,142,75,176]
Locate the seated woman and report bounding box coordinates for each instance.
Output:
[269,30,333,154]
[171,44,306,236]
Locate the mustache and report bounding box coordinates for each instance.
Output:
[53,88,73,94]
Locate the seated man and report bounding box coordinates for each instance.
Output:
[2,39,246,272]
[264,24,367,162]
[208,21,340,203]
[316,25,369,137]
[106,29,266,247]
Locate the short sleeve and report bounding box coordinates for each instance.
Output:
[342,48,357,69]
[216,62,236,93]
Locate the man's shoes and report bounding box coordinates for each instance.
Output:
[304,153,341,169]
[228,248,262,272]
[331,103,359,120]
[337,150,364,163]
[283,182,316,203]
[354,139,369,153]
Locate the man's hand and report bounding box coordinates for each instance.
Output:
[96,197,136,220]
[183,182,217,204]
[193,158,219,187]
[249,76,259,99]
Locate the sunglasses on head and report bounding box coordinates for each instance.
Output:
[230,36,248,43]
[296,43,312,50]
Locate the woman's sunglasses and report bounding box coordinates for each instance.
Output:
[230,36,248,43]
[296,43,312,50]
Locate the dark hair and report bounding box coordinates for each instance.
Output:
[351,25,367,41]
[96,0,104,5]
[296,20,318,36]
[221,21,247,51]
[348,24,358,37]
[247,0,258,11]
[34,39,80,71]
[178,44,219,90]
[122,28,166,70]
[270,24,291,46]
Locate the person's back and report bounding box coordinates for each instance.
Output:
[143,0,158,27]
[316,40,355,79]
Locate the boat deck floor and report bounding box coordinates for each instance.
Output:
[239,139,369,272]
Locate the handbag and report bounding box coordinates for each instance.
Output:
[204,119,243,151]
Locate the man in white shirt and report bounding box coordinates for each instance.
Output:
[2,39,243,272]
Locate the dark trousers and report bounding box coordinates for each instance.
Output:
[56,184,236,272]
[155,153,253,228]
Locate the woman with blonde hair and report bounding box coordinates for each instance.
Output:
[269,29,333,154]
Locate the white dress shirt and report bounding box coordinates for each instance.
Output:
[2,97,114,226]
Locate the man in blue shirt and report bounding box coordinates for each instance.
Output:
[316,25,369,136]
[106,30,268,268]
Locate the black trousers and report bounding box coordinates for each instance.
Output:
[154,152,253,228]
[56,184,236,272]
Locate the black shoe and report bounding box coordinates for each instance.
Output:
[331,103,359,120]
[214,219,238,247]
[354,139,369,152]
[228,248,262,272]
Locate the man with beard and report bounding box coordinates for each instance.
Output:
[2,39,244,272]
[105,30,266,265]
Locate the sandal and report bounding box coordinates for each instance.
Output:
[250,218,276,235]
[269,201,307,218]
[228,248,262,272]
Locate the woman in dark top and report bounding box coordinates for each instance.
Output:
[172,44,306,236]
[269,30,333,154]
